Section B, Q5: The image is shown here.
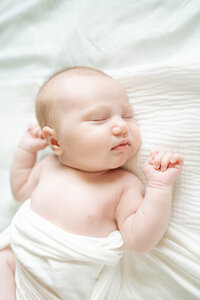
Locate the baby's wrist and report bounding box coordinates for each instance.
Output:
[147,181,173,191]
[17,144,37,155]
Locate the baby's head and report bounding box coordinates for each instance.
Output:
[36,67,109,130]
[35,66,141,172]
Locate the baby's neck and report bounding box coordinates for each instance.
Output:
[69,167,111,180]
[56,157,111,179]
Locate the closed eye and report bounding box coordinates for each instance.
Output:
[89,114,110,122]
[122,115,133,119]
[122,107,134,119]
[90,118,108,123]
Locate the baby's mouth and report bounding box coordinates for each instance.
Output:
[111,141,130,151]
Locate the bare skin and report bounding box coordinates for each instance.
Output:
[0,248,16,300]
[0,70,184,297]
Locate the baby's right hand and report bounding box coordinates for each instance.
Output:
[19,124,47,153]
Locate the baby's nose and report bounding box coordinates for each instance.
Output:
[112,121,128,136]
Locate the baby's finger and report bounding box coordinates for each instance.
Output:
[154,152,164,169]
[35,138,48,150]
[27,123,36,132]
[146,156,154,165]
[35,127,43,139]
[170,154,184,166]
[31,125,43,138]
[150,149,159,159]
[160,152,173,171]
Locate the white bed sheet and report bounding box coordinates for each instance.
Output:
[0,0,200,83]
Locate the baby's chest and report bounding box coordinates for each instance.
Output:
[32,179,120,235]
[60,185,116,220]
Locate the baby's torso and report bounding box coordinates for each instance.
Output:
[31,155,126,237]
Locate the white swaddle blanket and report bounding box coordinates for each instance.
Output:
[9,200,123,300]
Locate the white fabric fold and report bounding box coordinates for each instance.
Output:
[9,200,124,300]
[122,223,200,300]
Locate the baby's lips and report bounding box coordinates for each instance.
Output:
[113,144,130,151]
[111,139,130,150]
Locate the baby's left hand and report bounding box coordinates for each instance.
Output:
[144,150,184,186]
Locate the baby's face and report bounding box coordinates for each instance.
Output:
[54,74,141,172]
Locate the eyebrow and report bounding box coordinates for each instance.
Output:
[85,103,132,110]
[82,104,111,114]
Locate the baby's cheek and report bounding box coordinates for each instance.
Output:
[132,126,141,150]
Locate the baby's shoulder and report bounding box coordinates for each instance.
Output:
[113,167,138,181]
[119,169,145,195]
[38,154,61,177]
[110,168,143,188]
[40,154,58,167]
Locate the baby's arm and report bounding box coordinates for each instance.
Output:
[10,124,47,202]
[116,150,184,253]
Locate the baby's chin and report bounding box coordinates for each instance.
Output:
[109,155,131,170]
[112,149,139,169]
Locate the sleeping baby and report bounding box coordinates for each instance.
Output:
[0,66,184,299]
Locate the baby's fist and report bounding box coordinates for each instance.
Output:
[19,124,47,153]
[144,150,184,186]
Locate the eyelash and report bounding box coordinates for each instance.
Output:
[91,118,107,123]
[122,115,133,119]
[88,113,133,123]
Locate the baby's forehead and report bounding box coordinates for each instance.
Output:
[43,71,107,98]
[49,68,109,86]
[53,70,111,88]
[54,71,119,94]
[39,69,127,113]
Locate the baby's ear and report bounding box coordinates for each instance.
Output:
[42,126,63,155]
